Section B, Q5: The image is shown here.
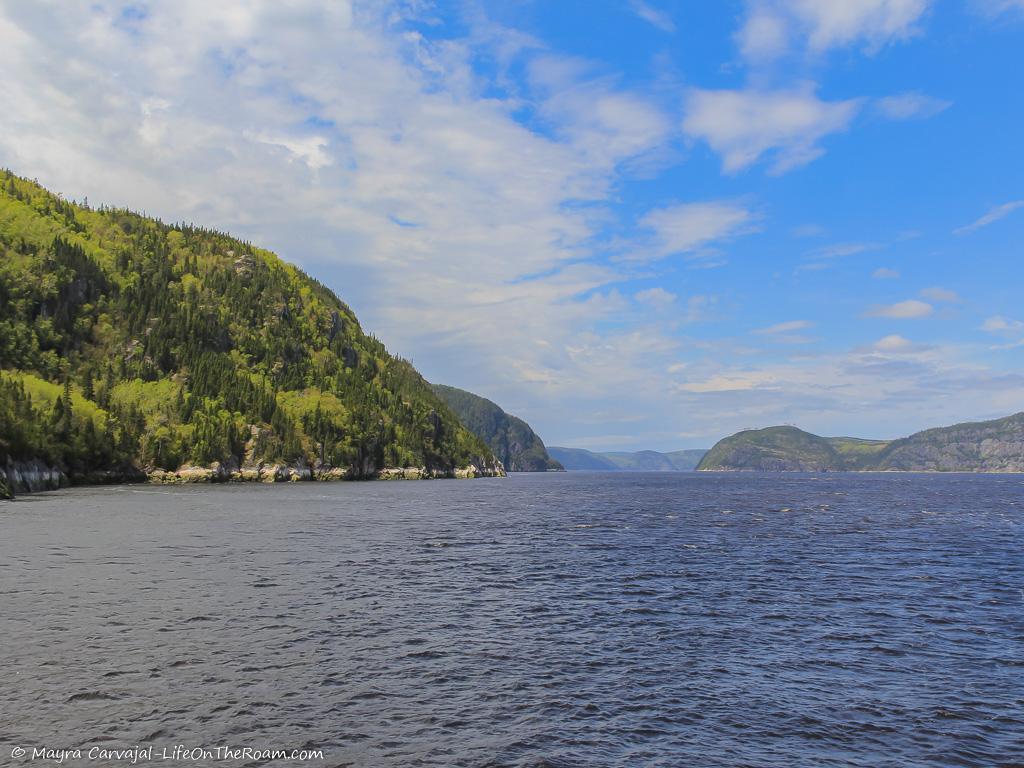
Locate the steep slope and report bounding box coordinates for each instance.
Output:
[548,447,707,471]
[0,171,501,494]
[430,384,562,472]
[699,414,1024,472]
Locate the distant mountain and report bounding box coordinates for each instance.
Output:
[430,385,563,472]
[548,447,707,472]
[697,413,1024,472]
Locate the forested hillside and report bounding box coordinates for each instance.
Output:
[430,384,563,472]
[0,171,501,496]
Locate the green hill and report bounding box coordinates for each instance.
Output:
[697,414,1024,472]
[430,384,562,472]
[696,427,848,472]
[548,447,707,471]
[0,171,501,497]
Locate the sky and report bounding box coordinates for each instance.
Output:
[1,0,1023,451]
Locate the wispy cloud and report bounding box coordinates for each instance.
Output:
[753,319,815,344]
[0,1,693,443]
[920,286,960,303]
[971,0,1024,18]
[872,267,900,279]
[874,91,951,120]
[754,320,813,335]
[631,201,758,261]
[866,300,934,319]
[634,286,677,309]
[736,0,931,62]
[981,315,1024,332]
[791,223,825,237]
[629,1,676,33]
[682,83,861,173]
[953,200,1024,235]
[812,241,881,259]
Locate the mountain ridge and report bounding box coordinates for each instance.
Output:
[697,414,1024,472]
[549,447,707,472]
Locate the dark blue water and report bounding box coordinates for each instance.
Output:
[1,473,1022,767]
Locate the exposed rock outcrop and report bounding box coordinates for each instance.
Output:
[2,460,69,495]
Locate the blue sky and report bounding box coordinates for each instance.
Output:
[1,1,1023,449]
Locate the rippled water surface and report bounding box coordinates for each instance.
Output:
[2,473,1023,767]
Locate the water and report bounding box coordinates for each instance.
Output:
[1,473,1022,767]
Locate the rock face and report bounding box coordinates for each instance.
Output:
[876,413,1024,472]
[145,458,503,485]
[430,384,563,472]
[2,460,69,495]
[698,413,1024,472]
[548,447,708,471]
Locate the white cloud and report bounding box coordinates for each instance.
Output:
[873,267,900,279]
[682,83,861,173]
[737,0,931,61]
[752,319,815,345]
[629,1,676,33]
[663,339,1024,445]
[872,334,916,352]
[875,91,951,120]
[791,223,825,237]
[866,299,934,319]
[2,1,1017,452]
[920,286,960,303]
[633,201,757,260]
[981,316,1024,332]
[812,241,881,258]
[634,287,677,309]
[972,0,1024,17]
[754,320,813,334]
[0,0,697,447]
[737,7,790,61]
[679,373,773,393]
[953,200,1024,235]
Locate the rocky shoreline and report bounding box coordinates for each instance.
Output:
[0,459,504,500]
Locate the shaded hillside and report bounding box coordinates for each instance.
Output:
[430,384,562,472]
[0,171,501,495]
[698,414,1024,472]
[696,427,847,472]
[548,447,707,471]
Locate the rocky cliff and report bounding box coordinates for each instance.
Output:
[875,412,1024,471]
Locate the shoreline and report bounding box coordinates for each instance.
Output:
[0,460,505,500]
